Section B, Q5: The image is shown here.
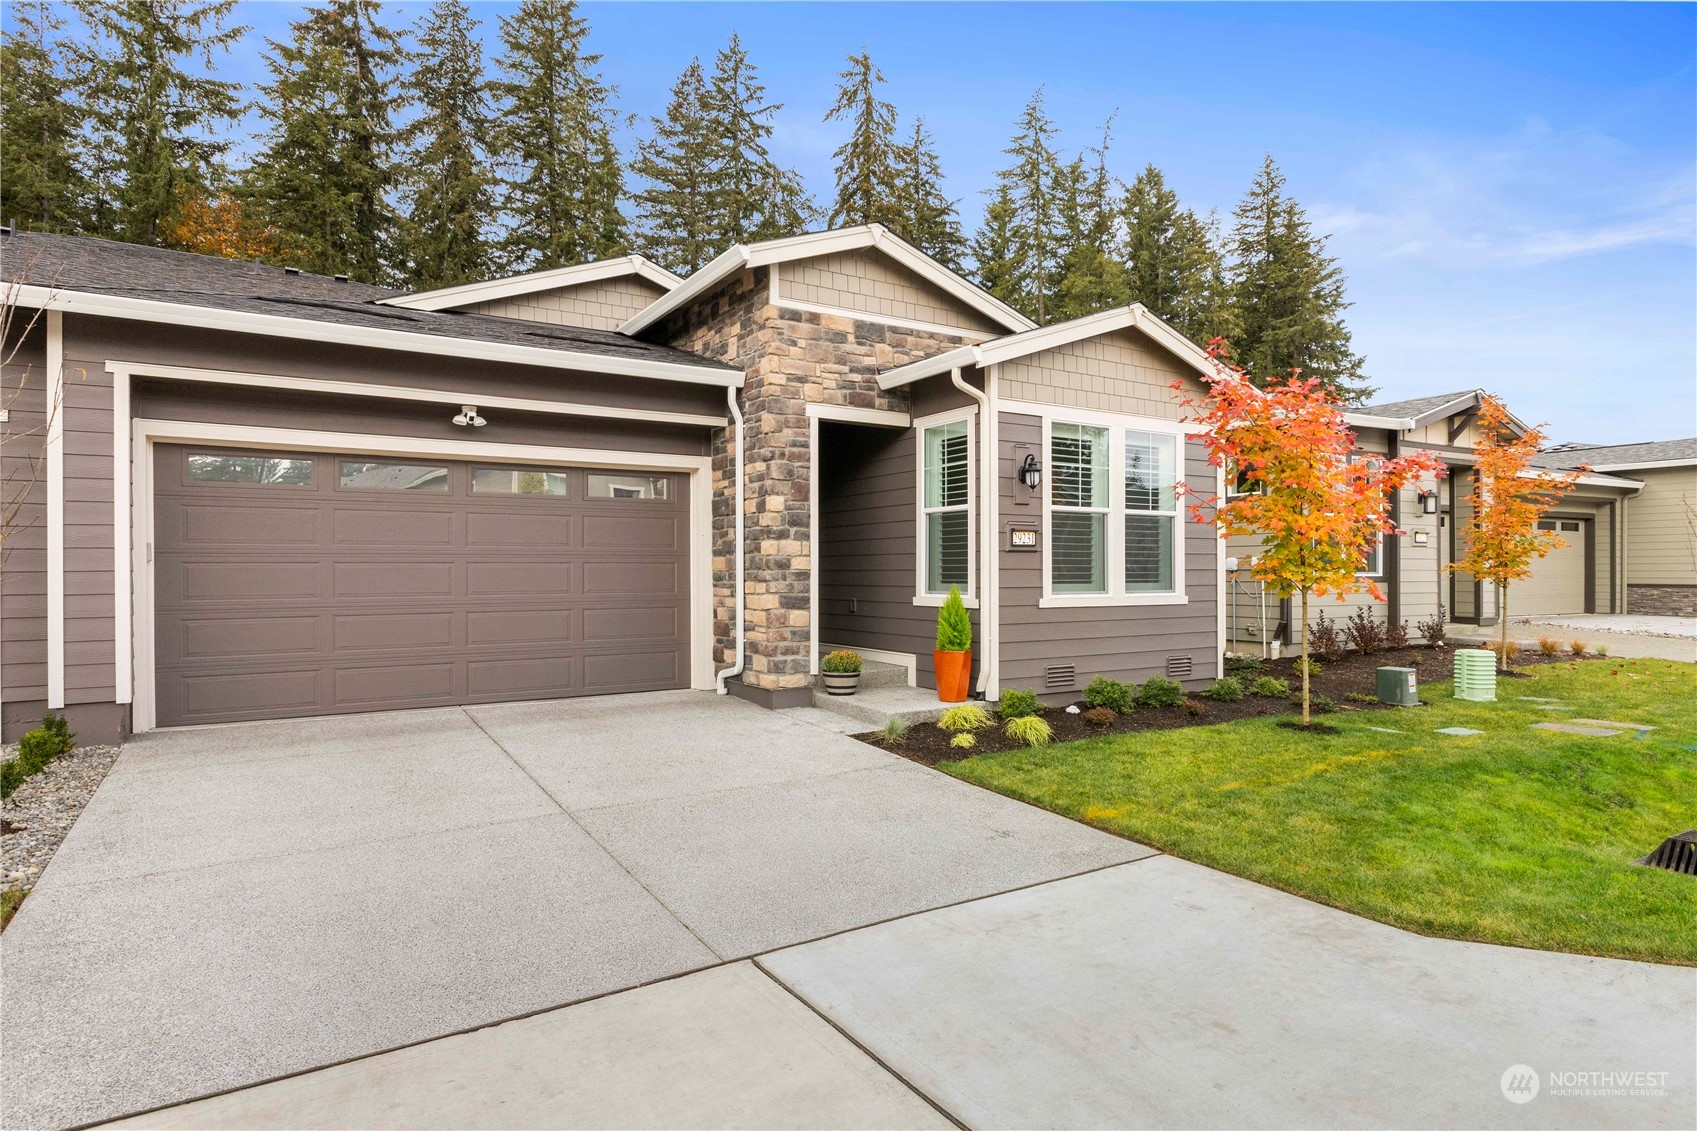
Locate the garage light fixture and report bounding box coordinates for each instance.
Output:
[1418,489,1439,515]
[1018,452,1043,490]
[452,405,486,428]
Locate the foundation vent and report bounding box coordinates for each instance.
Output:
[1165,655,1194,679]
[1044,664,1076,690]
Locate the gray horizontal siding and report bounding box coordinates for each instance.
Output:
[1,322,48,708]
[998,411,1219,701]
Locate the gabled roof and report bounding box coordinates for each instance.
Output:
[1530,437,1696,472]
[875,303,1215,390]
[619,224,1037,337]
[2,231,740,387]
[379,255,682,312]
[1344,389,1528,436]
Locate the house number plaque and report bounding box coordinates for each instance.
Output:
[1008,527,1039,551]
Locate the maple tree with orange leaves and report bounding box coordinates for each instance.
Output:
[1180,344,1445,724]
[162,192,279,262]
[1450,393,1584,670]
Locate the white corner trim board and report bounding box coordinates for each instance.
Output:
[122,419,715,732]
[105,361,730,429]
[13,284,741,388]
[46,310,65,708]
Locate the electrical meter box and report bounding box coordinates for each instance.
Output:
[1376,666,1419,706]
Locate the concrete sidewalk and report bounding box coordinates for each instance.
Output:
[1449,615,1696,662]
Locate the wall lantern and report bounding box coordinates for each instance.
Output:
[453,404,487,428]
[1018,453,1043,490]
[1418,489,1439,515]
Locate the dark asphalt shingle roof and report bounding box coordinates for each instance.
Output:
[0,231,736,375]
[1530,438,1697,469]
[1355,390,1477,419]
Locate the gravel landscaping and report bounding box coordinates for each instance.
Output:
[2,741,122,914]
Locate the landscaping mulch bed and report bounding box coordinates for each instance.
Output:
[861,642,1578,767]
[2,742,123,922]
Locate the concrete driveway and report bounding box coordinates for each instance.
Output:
[1,691,1142,1129]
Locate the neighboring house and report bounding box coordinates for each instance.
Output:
[1225,390,1681,652]
[0,225,1228,742]
[1532,439,1697,617]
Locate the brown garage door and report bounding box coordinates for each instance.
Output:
[154,445,690,726]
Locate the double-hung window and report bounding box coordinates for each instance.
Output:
[919,417,973,597]
[1045,417,1184,605]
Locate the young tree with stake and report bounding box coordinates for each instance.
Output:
[1181,349,1444,724]
[1450,394,1583,670]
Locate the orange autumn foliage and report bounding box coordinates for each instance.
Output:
[162,192,278,262]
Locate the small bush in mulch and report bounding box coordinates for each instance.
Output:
[1201,676,1244,703]
[1136,677,1185,709]
[1250,675,1291,697]
[1,713,74,800]
[1083,706,1117,727]
[1083,675,1136,715]
[997,688,1043,719]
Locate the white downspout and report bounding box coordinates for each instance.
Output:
[950,367,995,699]
[715,386,746,694]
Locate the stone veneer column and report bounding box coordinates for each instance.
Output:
[659,268,979,699]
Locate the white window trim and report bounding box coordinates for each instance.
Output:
[913,407,978,608]
[1357,531,1385,579]
[1036,407,1190,609]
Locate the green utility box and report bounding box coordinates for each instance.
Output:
[1376,666,1419,706]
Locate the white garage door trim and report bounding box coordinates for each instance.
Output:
[126,418,713,732]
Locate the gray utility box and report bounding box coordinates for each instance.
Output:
[1377,666,1419,706]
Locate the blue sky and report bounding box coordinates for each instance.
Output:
[209,3,1696,442]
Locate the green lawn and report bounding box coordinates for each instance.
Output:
[946,658,1697,965]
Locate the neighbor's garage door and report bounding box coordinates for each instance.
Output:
[1507,518,1588,616]
[153,445,689,726]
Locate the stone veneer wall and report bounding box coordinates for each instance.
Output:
[657,266,981,695]
[1626,584,1696,617]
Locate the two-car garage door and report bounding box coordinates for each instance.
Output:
[153,445,691,727]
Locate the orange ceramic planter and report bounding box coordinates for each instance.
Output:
[933,649,972,703]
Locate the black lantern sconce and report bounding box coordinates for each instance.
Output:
[1018,453,1043,490]
[1418,489,1439,515]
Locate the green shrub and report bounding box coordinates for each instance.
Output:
[1344,691,1377,705]
[1136,677,1184,709]
[938,704,994,732]
[1201,676,1243,703]
[1224,654,1264,677]
[1249,676,1290,697]
[1003,715,1053,747]
[1083,675,1135,714]
[949,731,977,750]
[936,586,972,652]
[1,712,74,800]
[879,717,909,742]
[820,649,862,674]
[1310,694,1338,714]
[997,688,1042,719]
[1294,657,1323,677]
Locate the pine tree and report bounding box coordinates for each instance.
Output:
[1051,120,1127,321]
[74,0,246,246]
[971,185,1022,307]
[492,0,627,270]
[632,59,718,274]
[1224,156,1370,401]
[397,0,496,288]
[0,0,84,233]
[702,32,813,252]
[889,118,966,269]
[824,50,901,229]
[1121,164,1232,345]
[244,0,403,282]
[986,88,1064,322]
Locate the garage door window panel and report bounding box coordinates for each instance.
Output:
[472,467,570,496]
[338,460,450,492]
[186,452,313,486]
[587,473,669,500]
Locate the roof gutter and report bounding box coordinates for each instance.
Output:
[11,284,743,388]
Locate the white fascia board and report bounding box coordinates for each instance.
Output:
[620,223,1035,337]
[877,304,1216,391]
[14,285,742,388]
[1404,394,1482,430]
[1580,458,1696,472]
[379,256,683,311]
[1343,412,1417,431]
[1519,468,1643,490]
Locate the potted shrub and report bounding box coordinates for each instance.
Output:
[820,649,863,695]
[933,586,972,703]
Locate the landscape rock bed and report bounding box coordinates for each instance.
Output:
[863,643,1577,766]
[2,743,122,898]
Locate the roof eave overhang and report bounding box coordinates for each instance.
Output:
[1343,412,1417,431]
[1581,458,1696,473]
[379,255,683,312]
[13,284,743,388]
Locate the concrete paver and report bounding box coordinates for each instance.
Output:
[761,856,1697,1130]
[105,963,951,1131]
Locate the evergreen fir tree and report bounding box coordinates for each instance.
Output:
[1224,156,1370,401]
[890,118,966,269]
[491,0,627,270]
[75,0,246,246]
[702,32,813,252]
[244,0,402,282]
[971,185,1023,308]
[986,88,1064,322]
[1051,120,1128,321]
[631,58,718,274]
[1121,164,1232,345]
[0,0,84,233]
[397,0,496,289]
[824,49,901,229]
